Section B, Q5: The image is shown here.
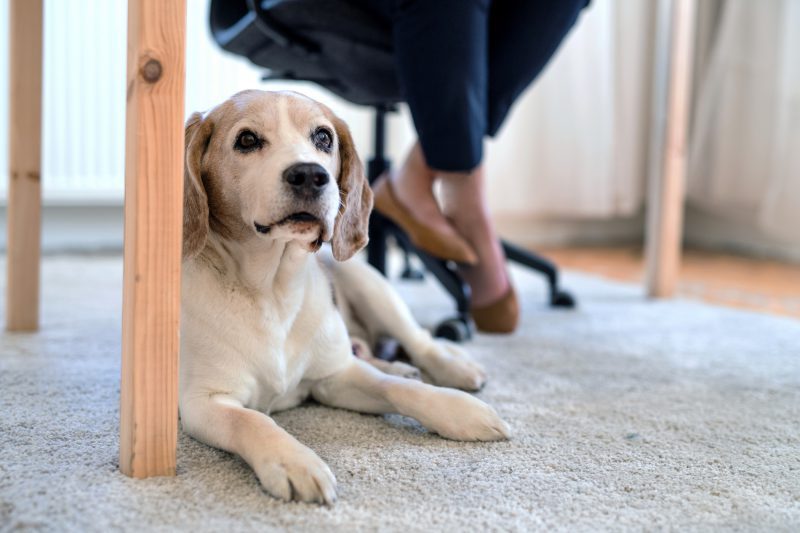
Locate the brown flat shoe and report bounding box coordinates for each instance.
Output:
[372,175,478,265]
[471,286,519,334]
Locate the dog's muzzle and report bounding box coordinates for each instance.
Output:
[253,163,332,239]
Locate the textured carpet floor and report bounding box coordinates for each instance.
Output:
[1,255,799,532]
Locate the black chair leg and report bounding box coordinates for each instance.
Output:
[367,211,389,275]
[502,240,576,308]
[366,105,393,276]
[396,236,425,281]
[391,228,473,341]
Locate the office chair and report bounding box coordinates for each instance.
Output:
[209,0,575,341]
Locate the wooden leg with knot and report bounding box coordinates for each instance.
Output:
[119,0,187,478]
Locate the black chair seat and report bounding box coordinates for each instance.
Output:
[211,0,400,106]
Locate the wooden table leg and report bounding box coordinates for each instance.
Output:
[6,0,43,332]
[645,0,697,298]
[119,0,186,478]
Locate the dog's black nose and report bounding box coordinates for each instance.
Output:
[283,163,329,197]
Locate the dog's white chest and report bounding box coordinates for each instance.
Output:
[180,252,353,417]
[226,290,322,413]
[180,264,312,410]
[244,325,313,413]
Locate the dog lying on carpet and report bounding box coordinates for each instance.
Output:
[180,90,510,505]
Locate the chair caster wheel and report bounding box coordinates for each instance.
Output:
[401,267,425,281]
[434,317,472,342]
[551,290,576,308]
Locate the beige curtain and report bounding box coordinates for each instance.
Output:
[689,0,800,244]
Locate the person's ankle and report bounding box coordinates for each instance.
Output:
[439,166,490,216]
[390,144,437,206]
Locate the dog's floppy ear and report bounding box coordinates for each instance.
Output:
[330,114,373,261]
[183,112,213,260]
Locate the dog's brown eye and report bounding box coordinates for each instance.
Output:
[235,130,262,152]
[312,128,333,152]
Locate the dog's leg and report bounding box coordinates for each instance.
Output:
[312,358,510,441]
[332,260,487,390]
[180,394,337,504]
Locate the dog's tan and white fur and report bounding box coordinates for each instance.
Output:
[180,90,510,505]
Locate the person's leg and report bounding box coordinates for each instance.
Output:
[390,0,489,171]
[381,0,490,248]
[442,0,590,308]
[376,0,588,314]
[440,165,509,308]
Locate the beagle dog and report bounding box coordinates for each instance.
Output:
[180,90,510,505]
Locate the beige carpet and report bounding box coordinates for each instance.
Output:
[1,255,799,532]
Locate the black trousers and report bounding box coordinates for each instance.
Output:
[352,0,590,171]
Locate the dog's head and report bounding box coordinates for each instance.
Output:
[183,90,372,262]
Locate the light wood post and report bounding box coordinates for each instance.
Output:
[645,0,697,298]
[119,0,186,478]
[6,0,43,331]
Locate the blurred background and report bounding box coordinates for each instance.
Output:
[0,0,798,316]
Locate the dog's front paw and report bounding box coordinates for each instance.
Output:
[417,339,487,391]
[417,389,511,442]
[255,445,337,505]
